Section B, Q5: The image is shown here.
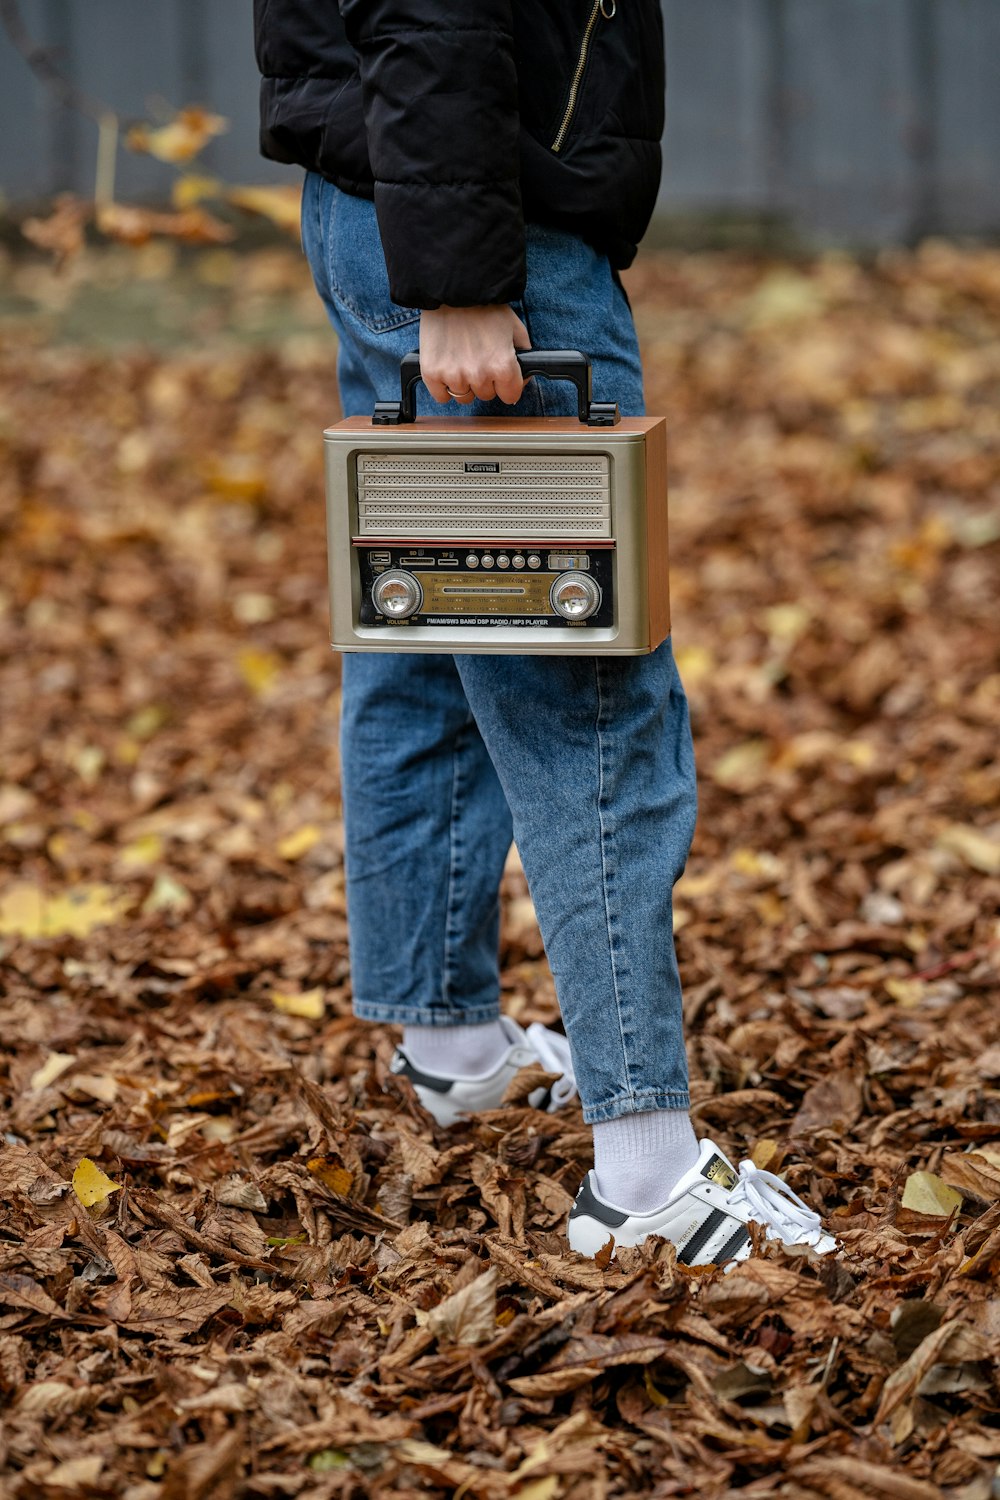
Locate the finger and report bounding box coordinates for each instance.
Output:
[444,373,475,403]
[470,378,497,403]
[511,312,532,350]
[423,372,452,405]
[492,354,524,406]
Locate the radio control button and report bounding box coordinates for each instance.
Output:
[496,554,510,569]
[512,554,526,569]
[550,571,601,621]
[527,553,542,569]
[465,554,479,568]
[372,570,423,620]
[481,554,495,569]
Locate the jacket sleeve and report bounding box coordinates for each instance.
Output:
[337,0,526,310]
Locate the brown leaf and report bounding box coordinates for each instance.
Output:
[875,1318,990,1427]
[426,1267,498,1346]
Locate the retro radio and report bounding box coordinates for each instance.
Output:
[323,351,669,655]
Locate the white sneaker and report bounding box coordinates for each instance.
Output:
[568,1137,837,1264]
[390,1016,578,1127]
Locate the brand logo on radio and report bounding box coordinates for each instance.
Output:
[464,460,500,473]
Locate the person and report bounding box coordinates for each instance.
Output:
[253,0,834,1263]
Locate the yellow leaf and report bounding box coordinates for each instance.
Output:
[674,643,715,685]
[43,885,132,938]
[712,740,770,790]
[72,1158,120,1208]
[730,847,786,880]
[72,745,105,785]
[233,592,275,625]
[763,602,811,645]
[237,647,281,697]
[119,833,164,870]
[307,1157,353,1195]
[901,1170,962,1217]
[29,1053,76,1092]
[885,977,926,1008]
[936,823,1000,876]
[172,174,222,210]
[0,785,35,824]
[751,891,786,927]
[745,270,826,327]
[142,874,193,914]
[751,1138,781,1170]
[227,184,303,235]
[841,739,876,769]
[272,987,326,1020]
[514,1481,560,1500]
[644,1366,671,1408]
[0,882,131,939]
[127,705,168,740]
[277,825,321,861]
[127,108,228,164]
[0,885,45,939]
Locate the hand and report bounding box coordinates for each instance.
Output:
[420,304,531,407]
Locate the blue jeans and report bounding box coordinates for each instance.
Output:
[301,172,697,1124]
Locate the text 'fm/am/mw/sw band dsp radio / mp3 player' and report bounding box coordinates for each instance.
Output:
[323,351,669,655]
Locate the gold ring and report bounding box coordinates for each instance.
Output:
[445,386,472,399]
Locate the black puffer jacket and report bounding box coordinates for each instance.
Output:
[254,0,665,310]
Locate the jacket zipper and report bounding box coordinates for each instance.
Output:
[551,0,616,153]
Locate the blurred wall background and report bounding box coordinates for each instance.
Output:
[1,0,998,245]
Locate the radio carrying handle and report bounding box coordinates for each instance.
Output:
[372,349,620,427]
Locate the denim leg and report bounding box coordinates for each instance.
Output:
[455,645,696,1122]
[301,172,515,1026]
[340,653,513,1023]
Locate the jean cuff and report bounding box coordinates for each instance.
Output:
[352,1000,502,1027]
[582,1089,692,1125]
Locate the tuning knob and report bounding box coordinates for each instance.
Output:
[550,571,601,621]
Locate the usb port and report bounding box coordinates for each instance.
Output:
[369,551,391,566]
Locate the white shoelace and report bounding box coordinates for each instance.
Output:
[524,1022,578,1108]
[727,1160,827,1245]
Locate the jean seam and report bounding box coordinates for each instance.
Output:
[595,657,633,1100]
[442,722,466,1006]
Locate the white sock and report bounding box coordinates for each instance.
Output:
[402,1019,511,1080]
[592,1109,701,1214]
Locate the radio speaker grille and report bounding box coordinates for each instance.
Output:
[356,452,611,538]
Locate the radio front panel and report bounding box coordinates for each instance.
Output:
[323,418,669,656]
[356,543,615,634]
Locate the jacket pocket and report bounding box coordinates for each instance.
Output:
[323,182,420,334]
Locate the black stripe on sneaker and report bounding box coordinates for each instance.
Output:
[677,1208,729,1264]
[390,1051,453,1094]
[714,1224,752,1264]
[569,1174,630,1228]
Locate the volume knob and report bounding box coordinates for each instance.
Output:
[372,570,423,620]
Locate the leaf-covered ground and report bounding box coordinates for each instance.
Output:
[1,241,999,1499]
